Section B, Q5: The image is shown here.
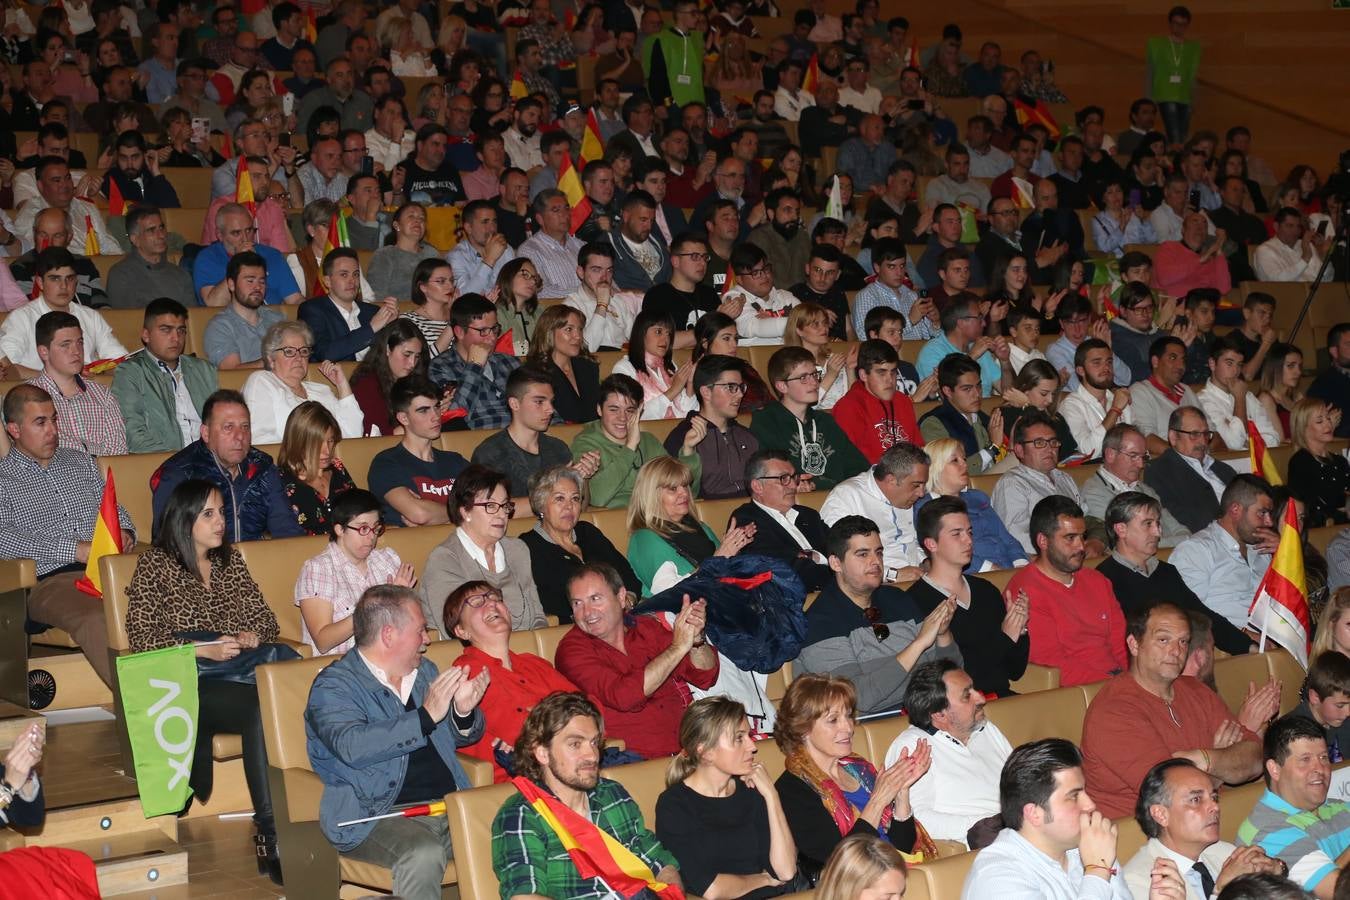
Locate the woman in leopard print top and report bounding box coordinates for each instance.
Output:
[125,479,284,884]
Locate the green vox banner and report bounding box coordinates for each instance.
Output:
[116,645,199,818]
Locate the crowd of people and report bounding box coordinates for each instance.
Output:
[1,0,1350,896]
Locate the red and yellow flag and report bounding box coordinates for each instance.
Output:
[1012,97,1061,140]
[83,215,101,256]
[579,109,604,165]
[802,53,820,94]
[1247,500,1311,667]
[324,211,350,256]
[510,70,530,100]
[107,178,129,217]
[1247,421,1283,485]
[304,9,318,43]
[1010,176,1035,211]
[235,163,256,216]
[75,471,124,599]
[720,264,737,297]
[558,153,587,222]
[511,777,685,900]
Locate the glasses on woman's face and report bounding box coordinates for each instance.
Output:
[473,500,516,516]
[863,605,890,642]
[273,345,313,359]
[341,522,385,537]
[462,589,505,609]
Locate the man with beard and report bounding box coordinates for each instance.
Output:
[604,191,670,292]
[745,189,811,291]
[1006,495,1126,687]
[1081,601,1262,820]
[692,157,761,243]
[398,125,466,207]
[1058,337,1134,459]
[201,251,287,369]
[659,125,714,209]
[502,98,544,175]
[101,130,180,209]
[491,691,684,898]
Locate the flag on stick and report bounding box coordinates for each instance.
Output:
[338,801,446,828]
[75,471,124,598]
[510,70,529,99]
[579,109,604,165]
[1248,499,1312,667]
[235,163,256,216]
[83,216,101,256]
[1012,97,1061,140]
[1248,421,1283,485]
[802,54,820,94]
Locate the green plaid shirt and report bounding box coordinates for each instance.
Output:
[492,778,678,900]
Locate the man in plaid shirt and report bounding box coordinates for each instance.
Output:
[24,311,127,457]
[0,384,136,688]
[492,693,682,900]
[428,293,521,431]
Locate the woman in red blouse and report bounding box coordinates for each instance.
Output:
[446,580,579,782]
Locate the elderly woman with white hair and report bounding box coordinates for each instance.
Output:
[242,320,365,444]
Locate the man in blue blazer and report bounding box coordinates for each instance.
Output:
[604,190,673,293]
[297,247,399,361]
[306,585,487,900]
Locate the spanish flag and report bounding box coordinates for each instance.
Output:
[76,471,124,599]
[802,53,820,94]
[1011,176,1035,211]
[579,109,604,165]
[324,211,350,256]
[1012,97,1061,140]
[1248,499,1311,667]
[107,178,129,217]
[720,264,737,297]
[1248,420,1283,485]
[510,70,530,100]
[235,162,256,216]
[304,8,318,43]
[511,777,684,900]
[562,156,592,235]
[83,215,101,256]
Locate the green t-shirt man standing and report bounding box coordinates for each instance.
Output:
[643,0,705,108]
[1145,5,1201,144]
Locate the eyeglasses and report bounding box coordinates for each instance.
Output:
[675,252,711,261]
[473,500,517,516]
[783,370,822,384]
[809,265,840,278]
[742,266,773,278]
[754,472,799,486]
[465,323,503,337]
[225,226,260,237]
[1172,428,1214,441]
[340,522,385,536]
[712,382,747,394]
[863,605,890,642]
[1119,450,1150,462]
[462,589,505,609]
[272,345,313,359]
[1124,304,1156,315]
[1020,437,1062,449]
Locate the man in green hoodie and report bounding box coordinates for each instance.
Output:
[750,346,868,491]
[570,373,703,509]
[642,0,704,108]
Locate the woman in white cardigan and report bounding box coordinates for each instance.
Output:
[609,309,700,421]
[242,320,365,444]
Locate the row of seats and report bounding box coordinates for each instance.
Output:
[251,643,1299,900]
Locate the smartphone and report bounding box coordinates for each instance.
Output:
[1188,188,1201,211]
[279,132,292,148]
[1127,188,1142,208]
[190,117,209,143]
[361,155,374,176]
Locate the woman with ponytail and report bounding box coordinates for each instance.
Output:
[772,674,935,881]
[655,698,798,900]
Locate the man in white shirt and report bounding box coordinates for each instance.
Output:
[1129,335,1203,458]
[1148,173,1215,244]
[364,94,416,172]
[0,248,129,377]
[13,159,122,256]
[517,190,585,298]
[924,143,993,211]
[1123,759,1282,899]
[772,59,814,122]
[992,411,1097,556]
[1059,337,1133,458]
[501,99,544,175]
[964,116,1012,179]
[820,441,928,582]
[887,660,1012,847]
[960,737,1141,900]
[723,243,798,346]
[838,57,882,115]
[1170,474,1276,631]
[563,241,640,353]
[1197,335,1281,451]
[1254,207,1333,282]
[1045,296,1133,392]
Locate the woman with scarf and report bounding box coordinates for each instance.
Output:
[773,674,934,880]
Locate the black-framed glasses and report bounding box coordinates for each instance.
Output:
[864,605,890,642]
[1020,437,1062,449]
[712,381,748,394]
[754,472,799,486]
[742,265,773,278]
[465,323,503,337]
[675,252,711,261]
[783,370,822,384]
[273,345,313,359]
[462,589,505,609]
[340,522,385,537]
[1172,428,1214,441]
[473,500,517,516]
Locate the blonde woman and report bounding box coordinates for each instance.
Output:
[276,401,356,535]
[626,456,755,596]
[912,438,1027,571]
[784,302,851,410]
[241,321,364,444]
[1287,398,1350,527]
[655,698,798,900]
[816,834,908,900]
[382,15,438,76]
[707,32,761,98]
[1312,588,1350,664]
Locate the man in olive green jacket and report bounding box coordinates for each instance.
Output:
[110,299,219,453]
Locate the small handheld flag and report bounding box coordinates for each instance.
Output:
[720,265,737,297]
[107,178,129,217]
[76,471,124,598]
[83,216,101,256]
[1012,97,1061,140]
[1010,177,1035,211]
[510,70,529,99]
[338,801,446,828]
[824,176,843,221]
[802,53,820,94]
[1248,499,1311,667]
[579,108,604,165]
[235,163,256,216]
[1248,421,1283,485]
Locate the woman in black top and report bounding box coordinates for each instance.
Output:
[656,698,797,900]
[526,305,601,424]
[519,465,639,622]
[1288,398,1350,527]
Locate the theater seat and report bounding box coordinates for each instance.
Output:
[1213,651,1277,716]
[912,847,976,899]
[533,623,571,664]
[445,781,519,900]
[1266,649,1306,715]
[985,684,1090,747]
[1217,780,1266,844]
[603,756,670,825]
[98,450,174,539]
[1114,814,1147,862]
[1009,663,1061,693]
[858,714,911,763]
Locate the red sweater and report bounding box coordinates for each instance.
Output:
[1007,563,1127,687]
[830,381,923,464]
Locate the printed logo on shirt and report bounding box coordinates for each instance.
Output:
[874,422,915,452]
[412,476,456,500]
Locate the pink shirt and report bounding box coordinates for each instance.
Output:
[1152,240,1232,298]
[0,259,29,311]
[201,196,293,253]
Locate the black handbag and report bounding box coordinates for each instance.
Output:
[174,631,301,685]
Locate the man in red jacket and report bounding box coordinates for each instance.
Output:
[830,339,923,463]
